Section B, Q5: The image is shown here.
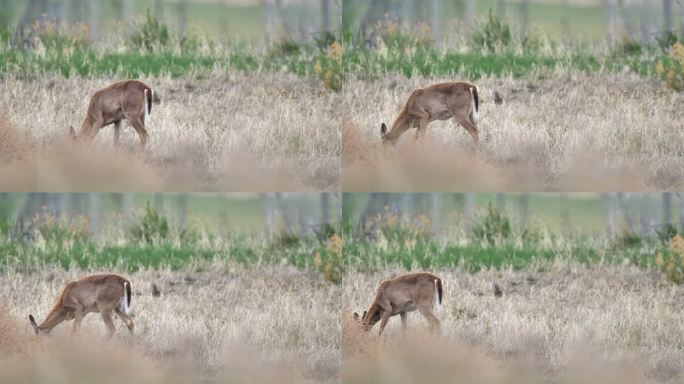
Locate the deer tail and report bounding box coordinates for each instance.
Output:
[469,86,479,124]
[119,281,131,314]
[434,277,443,311]
[144,88,151,120]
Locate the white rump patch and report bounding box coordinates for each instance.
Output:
[470,87,479,123]
[433,280,442,312]
[144,89,150,121]
[118,282,130,314]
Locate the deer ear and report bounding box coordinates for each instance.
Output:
[380,123,387,137]
[362,310,367,319]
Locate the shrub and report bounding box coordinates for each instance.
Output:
[129,10,170,53]
[313,40,342,91]
[471,204,512,245]
[129,203,169,245]
[30,17,90,55]
[472,10,512,53]
[32,207,91,248]
[373,17,433,53]
[655,234,684,284]
[313,233,343,284]
[655,41,684,91]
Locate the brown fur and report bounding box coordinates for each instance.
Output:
[381,82,480,148]
[70,80,157,150]
[354,272,443,336]
[28,273,134,337]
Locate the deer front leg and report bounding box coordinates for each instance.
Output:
[377,310,392,336]
[413,117,429,142]
[72,306,84,334]
[400,312,408,334]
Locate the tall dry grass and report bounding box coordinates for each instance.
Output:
[343,264,684,383]
[343,72,684,191]
[0,74,340,191]
[0,264,340,383]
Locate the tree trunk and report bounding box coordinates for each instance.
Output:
[321,0,330,32]
[431,0,442,41]
[431,193,443,233]
[521,0,530,37]
[177,193,187,230]
[321,193,331,225]
[178,0,188,37]
[464,193,476,218]
[155,0,164,19]
[122,0,133,21]
[663,192,673,224]
[496,0,505,19]
[89,0,100,42]
[519,193,529,230]
[496,193,506,212]
[663,0,672,33]
[89,193,101,235]
[154,193,164,212]
[465,0,476,27]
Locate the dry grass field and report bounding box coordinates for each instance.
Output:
[343,264,684,383]
[0,74,340,191]
[0,264,340,383]
[342,72,684,191]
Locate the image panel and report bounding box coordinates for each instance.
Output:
[342,1,684,191]
[342,192,684,382]
[0,193,341,383]
[0,1,341,191]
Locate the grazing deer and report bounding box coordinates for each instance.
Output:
[69,80,159,150]
[29,274,134,337]
[353,272,443,336]
[380,82,480,148]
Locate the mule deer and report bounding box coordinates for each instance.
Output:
[70,80,159,150]
[380,82,479,148]
[353,272,443,336]
[29,274,134,337]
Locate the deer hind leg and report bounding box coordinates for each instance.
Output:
[124,112,148,151]
[114,307,134,334]
[100,308,116,338]
[453,113,480,150]
[113,120,122,147]
[400,312,408,334]
[417,304,441,335]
